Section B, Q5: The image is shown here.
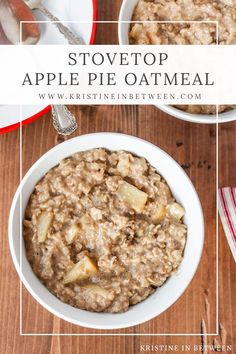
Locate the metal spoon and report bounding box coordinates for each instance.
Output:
[52,105,78,136]
[24,1,82,134]
[24,0,84,44]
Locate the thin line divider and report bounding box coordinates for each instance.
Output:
[21,20,219,24]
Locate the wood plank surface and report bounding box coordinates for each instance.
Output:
[0,0,235,352]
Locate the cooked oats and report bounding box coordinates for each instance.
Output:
[24,148,187,313]
[129,0,236,114]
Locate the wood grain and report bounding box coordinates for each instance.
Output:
[0,0,235,352]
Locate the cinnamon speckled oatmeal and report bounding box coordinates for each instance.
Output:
[24,148,187,313]
[129,0,236,114]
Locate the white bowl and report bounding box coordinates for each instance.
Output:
[9,133,204,330]
[118,0,236,124]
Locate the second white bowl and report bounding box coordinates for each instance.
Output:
[118,0,236,124]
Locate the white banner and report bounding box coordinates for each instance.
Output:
[0,45,235,105]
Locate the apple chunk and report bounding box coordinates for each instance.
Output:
[63,255,98,284]
[167,202,185,221]
[117,181,148,213]
[81,284,109,298]
[65,224,80,244]
[37,211,53,243]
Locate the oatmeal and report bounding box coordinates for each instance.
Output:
[24,148,187,313]
[130,0,236,45]
[173,105,233,114]
[129,0,236,114]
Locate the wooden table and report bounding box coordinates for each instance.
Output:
[0,1,235,352]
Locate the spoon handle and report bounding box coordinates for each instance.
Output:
[52,105,78,136]
[39,5,84,44]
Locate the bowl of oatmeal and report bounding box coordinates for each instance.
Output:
[118,0,236,124]
[9,133,204,329]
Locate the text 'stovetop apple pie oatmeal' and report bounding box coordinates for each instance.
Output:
[24,148,187,313]
[129,0,236,115]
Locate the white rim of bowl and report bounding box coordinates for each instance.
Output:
[8,132,204,329]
